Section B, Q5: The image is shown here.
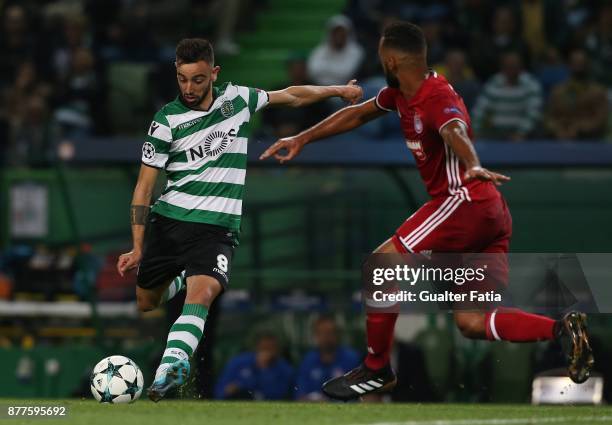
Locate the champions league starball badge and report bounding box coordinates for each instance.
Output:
[142,142,155,160]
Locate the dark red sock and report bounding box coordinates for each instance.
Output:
[364,312,398,370]
[485,308,555,342]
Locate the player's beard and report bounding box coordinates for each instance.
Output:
[181,83,211,109]
[385,70,400,88]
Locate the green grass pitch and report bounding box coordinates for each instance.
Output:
[1,400,612,425]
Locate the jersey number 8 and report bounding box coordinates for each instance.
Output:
[216,254,228,273]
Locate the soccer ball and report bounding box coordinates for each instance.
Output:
[90,355,144,403]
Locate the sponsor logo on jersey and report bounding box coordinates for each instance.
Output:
[406,139,427,161]
[220,99,234,118]
[443,106,463,115]
[142,142,156,160]
[177,117,203,130]
[187,128,237,161]
[149,122,159,135]
[414,113,423,134]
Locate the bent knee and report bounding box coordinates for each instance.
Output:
[137,293,158,312]
[184,275,223,306]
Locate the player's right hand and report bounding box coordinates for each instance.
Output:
[464,166,511,186]
[117,250,142,277]
[259,136,305,164]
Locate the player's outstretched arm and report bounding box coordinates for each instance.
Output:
[117,164,160,276]
[440,120,511,186]
[260,98,386,163]
[267,79,362,108]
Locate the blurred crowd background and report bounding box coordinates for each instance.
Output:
[1,0,611,167]
[1,0,612,403]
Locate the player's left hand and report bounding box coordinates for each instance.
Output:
[339,79,363,105]
[464,166,510,186]
[259,136,305,163]
[117,250,142,277]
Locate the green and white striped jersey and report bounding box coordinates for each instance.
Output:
[141,82,269,231]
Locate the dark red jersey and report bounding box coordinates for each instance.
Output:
[376,71,498,201]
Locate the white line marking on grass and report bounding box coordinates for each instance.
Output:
[356,415,612,425]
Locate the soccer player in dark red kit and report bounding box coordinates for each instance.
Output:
[260,22,594,400]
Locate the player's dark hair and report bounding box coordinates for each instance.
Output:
[381,21,427,54]
[175,38,214,65]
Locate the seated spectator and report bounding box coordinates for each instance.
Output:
[1,61,53,165]
[262,54,331,138]
[520,0,567,63]
[535,47,570,99]
[437,49,481,111]
[214,332,294,400]
[470,6,530,81]
[545,48,608,140]
[472,51,543,141]
[307,15,364,86]
[54,47,98,138]
[52,13,90,79]
[295,315,360,401]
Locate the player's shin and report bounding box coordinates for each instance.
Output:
[364,312,398,370]
[485,307,555,342]
[154,303,208,381]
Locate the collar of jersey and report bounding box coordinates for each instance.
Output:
[404,70,436,104]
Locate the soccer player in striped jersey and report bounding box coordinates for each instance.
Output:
[116,38,362,402]
[261,22,594,401]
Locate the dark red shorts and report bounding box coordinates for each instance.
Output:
[391,194,512,290]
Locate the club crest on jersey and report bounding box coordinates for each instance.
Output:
[406,139,426,161]
[220,99,234,118]
[413,113,423,134]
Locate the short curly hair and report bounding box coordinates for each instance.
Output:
[175,38,214,65]
[381,21,426,54]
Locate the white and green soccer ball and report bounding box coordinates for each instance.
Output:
[90,355,144,403]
